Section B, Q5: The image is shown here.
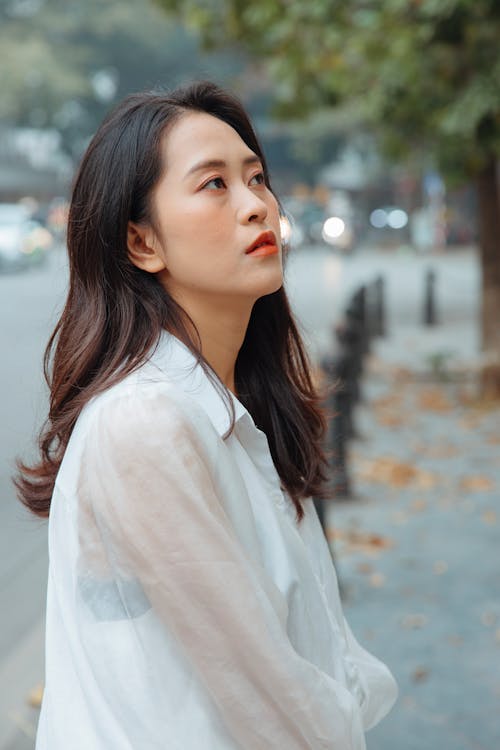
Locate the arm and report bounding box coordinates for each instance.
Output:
[78,385,367,750]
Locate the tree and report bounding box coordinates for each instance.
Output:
[155,0,500,394]
[0,0,246,158]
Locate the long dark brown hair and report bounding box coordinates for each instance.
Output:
[15,79,329,523]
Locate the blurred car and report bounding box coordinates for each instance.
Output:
[321,215,355,252]
[369,205,409,231]
[0,203,53,271]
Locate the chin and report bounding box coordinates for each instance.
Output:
[255,273,284,299]
[237,260,283,300]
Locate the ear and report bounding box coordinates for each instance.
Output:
[127,221,166,274]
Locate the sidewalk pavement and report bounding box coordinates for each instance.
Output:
[323,249,499,750]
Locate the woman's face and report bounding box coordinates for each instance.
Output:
[148,111,283,310]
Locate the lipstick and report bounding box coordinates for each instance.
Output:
[245,230,278,256]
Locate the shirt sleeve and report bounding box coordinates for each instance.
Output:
[342,616,399,731]
[78,384,368,750]
[297,499,399,733]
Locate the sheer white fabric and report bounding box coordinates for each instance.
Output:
[36,330,397,749]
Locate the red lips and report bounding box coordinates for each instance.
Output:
[245,230,277,254]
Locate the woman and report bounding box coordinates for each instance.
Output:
[16,80,397,749]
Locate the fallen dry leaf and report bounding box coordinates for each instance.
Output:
[433,560,449,575]
[446,634,464,647]
[418,388,453,412]
[417,442,459,459]
[481,510,497,525]
[410,498,428,513]
[401,613,429,629]
[459,475,495,493]
[458,416,485,430]
[375,412,409,428]
[369,572,386,588]
[327,527,395,555]
[393,367,413,383]
[458,391,500,411]
[480,612,497,627]
[372,392,410,428]
[356,562,374,575]
[372,393,404,410]
[412,666,430,683]
[358,457,439,489]
[368,360,412,383]
[391,511,409,525]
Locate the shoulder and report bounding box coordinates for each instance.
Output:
[56,362,224,497]
[74,370,221,463]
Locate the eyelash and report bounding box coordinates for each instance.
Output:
[201,172,266,190]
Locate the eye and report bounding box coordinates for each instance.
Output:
[250,172,266,186]
[202,176,226,190]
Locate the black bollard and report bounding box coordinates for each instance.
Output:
[322,353,353,500]
[324,339,356,439]
[330,384,352,499]
[372,275,386,337]
[348,286,370,356]
[338,315,363,404]
[423,268,437,326]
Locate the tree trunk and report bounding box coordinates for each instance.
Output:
[477,157,500,398]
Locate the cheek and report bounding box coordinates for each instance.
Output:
[164,200,231,248]
[160,214,234,281]
[267,194,281,220]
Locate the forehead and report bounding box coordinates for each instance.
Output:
[162,111,258,173]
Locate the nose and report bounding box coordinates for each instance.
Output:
[237,184,268,224]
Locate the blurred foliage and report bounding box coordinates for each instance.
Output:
[0,0,245,156]
[155,0,500,185]
[0,0,344,178]
[0,0,353,183]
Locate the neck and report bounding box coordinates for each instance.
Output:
[176,296,253,395]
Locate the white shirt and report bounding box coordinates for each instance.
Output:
[36,329,397,749]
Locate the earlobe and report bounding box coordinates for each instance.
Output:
[127,221,166,273]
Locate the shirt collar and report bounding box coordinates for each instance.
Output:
[148,329,248,437]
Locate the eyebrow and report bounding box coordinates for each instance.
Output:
[184,154,263,180]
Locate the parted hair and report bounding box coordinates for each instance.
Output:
[14,79,330,523]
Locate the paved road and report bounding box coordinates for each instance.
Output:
[0,242,484,748]
[0,250,68,749]
[286,243,480,368]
